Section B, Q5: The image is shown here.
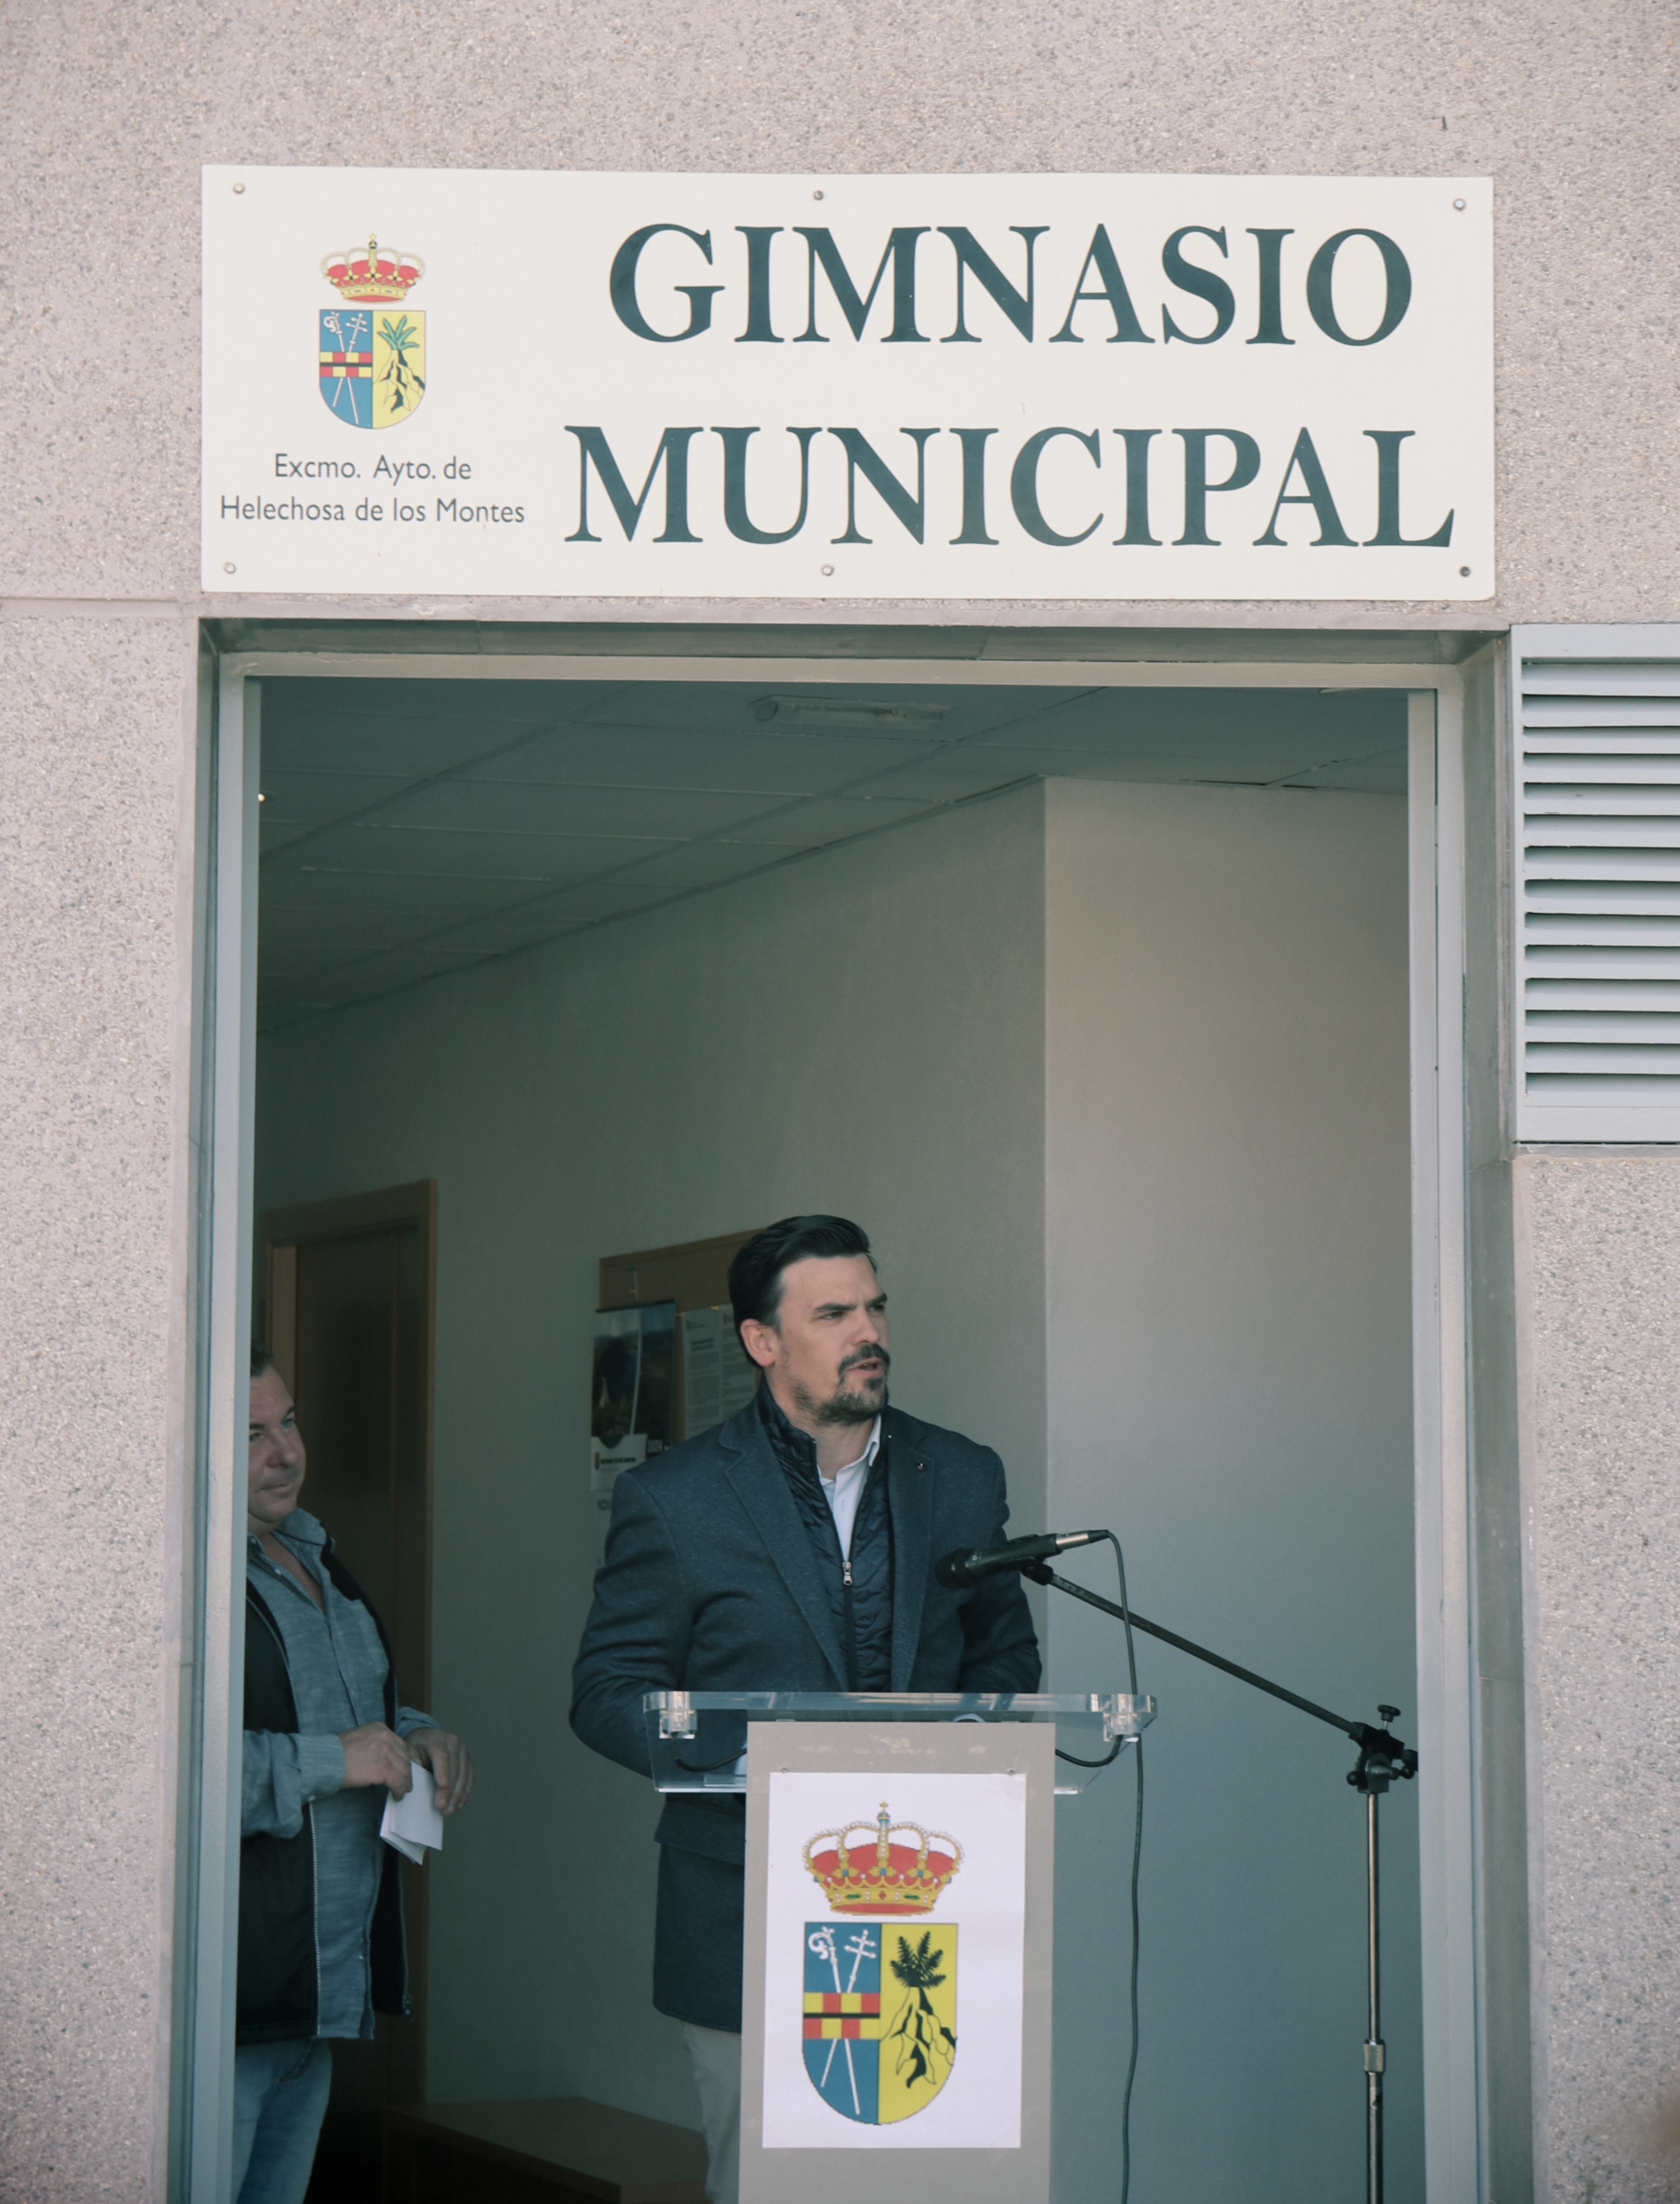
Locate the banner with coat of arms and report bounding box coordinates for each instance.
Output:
[761,1771,1027,2151]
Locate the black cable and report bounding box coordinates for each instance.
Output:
[1056,1534,1140,1768]
[1105,1531,1140,1695]
[1121,1737,1144,2204]
[1101,1528,1144,2204]
[1055,1734,1123,1769]
[1034,1530,1145,2195]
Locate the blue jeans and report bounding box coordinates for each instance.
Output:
[232,2040,332,2204]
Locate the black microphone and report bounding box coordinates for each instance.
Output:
[934,1530,1108,1588]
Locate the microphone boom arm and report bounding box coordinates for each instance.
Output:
[1022,1560,1418,1785]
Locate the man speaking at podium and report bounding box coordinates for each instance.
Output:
[571,1215,1041,2204]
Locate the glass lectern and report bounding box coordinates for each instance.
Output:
[643,1689,1156,1797]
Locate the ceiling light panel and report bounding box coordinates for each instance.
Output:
[748,695,948,733]
[565,681,1087,742]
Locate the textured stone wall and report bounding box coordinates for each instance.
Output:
[0,616,196,2201]
[4,0,1680,2195]
[1522,1156,1680,2204]
[5,0,1680,626]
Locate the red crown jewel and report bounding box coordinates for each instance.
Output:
[803,1803,962,1914]
[322,235,424,304]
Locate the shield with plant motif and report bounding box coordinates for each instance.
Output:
[803,1922,956,2125]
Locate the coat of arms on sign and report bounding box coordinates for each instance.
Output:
[319,236,425,429]
[801,1804,960,2125]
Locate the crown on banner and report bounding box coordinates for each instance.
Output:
[803,1803,963,1914]
[321,235,424,303]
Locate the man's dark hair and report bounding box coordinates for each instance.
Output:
[729,1216,874,1342]
[251,1343,276,1380]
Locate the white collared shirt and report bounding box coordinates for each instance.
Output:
[821,1416,882,1561]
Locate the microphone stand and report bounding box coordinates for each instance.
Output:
[1021,1556,1418,2204]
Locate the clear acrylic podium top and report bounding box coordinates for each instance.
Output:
[643,1690,1157,1797]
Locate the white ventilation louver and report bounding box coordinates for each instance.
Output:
[1516,657,1680,1141]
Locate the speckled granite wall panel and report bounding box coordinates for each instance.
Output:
[4,2,1680,2196]
[2,0,1679,622]
[0,618,192,2201]
[1524,1155,1680,2204]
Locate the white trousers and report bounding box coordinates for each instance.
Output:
[683,2021,742,2204]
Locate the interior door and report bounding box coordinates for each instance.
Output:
[265,1181,435,2204]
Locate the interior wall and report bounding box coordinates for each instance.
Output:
[253,780,1048,2125]
[1042,780,1422,2202]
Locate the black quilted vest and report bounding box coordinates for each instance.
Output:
[758,1388,894,1690]
[237,1545,409,2044]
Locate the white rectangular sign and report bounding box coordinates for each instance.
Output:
[761,1768,1027,2151]
[202,168,1492,601]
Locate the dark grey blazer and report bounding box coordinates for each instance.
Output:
[569,1396,1042,2025]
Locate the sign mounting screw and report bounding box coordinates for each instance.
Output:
[232,182,245,194]
[1459,565,1471,577]
[1452,197,1466,210]
[821,564,835,577]
[224,562,236,574]
[812,188,824,200]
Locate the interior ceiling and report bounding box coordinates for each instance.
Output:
[257,677,1408,1032]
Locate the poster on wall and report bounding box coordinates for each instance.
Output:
[202,167,1493,601]
[760,1768,1027,2150]
[681,1303,760,1437]
[589,1302,675,1564]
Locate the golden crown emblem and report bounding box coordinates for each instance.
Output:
[803,1803,962,1914]
[321,235,424,303]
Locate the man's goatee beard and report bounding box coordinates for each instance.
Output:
[817,1379,887,1426]
[792,1352,889,1428]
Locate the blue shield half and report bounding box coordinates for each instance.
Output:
[803,1922,881,2123]
[319,308,374,427]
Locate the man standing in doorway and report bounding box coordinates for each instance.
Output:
[238,1347,473,2204]
[571,1216,1040,2204]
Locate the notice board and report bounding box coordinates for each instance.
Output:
[598,1229,762,1446]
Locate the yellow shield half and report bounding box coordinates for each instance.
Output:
[878,1926,957,2123]
[372,312,425,428]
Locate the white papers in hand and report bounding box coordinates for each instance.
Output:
[380,1761,443,1865]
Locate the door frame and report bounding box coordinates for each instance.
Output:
[176,635,1483,2203]
[262,1176,438,1723]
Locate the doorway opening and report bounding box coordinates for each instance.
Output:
[191,648,1471,2204]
